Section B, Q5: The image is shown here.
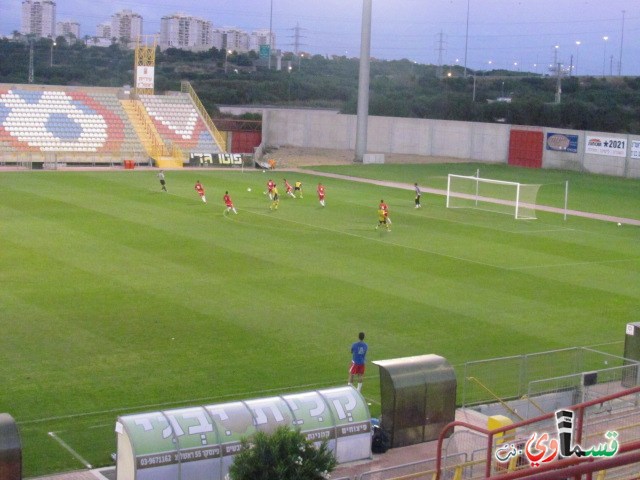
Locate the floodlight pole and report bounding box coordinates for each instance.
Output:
[618,10,625,75]
[463,0,470,78]
[354,0,372,163]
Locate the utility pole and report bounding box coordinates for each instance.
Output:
[568,54,573,76]
[436,31,446,79]
[555,62,562,104]
[268,0,273,70]
[28,38,34,83]
[551,46,561,104]
[618,10,625,75]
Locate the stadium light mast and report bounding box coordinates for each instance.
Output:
[463,0,470,78]
[354,0,372,163]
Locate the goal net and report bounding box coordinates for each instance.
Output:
[446,174,541,219]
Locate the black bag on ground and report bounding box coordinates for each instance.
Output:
[371,425,390,454]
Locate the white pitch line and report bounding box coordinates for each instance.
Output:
[48,431,93,469]
[507,228,576,234]
[508,257,639,271]
[20,378,348,425]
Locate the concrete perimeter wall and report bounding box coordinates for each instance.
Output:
[542,127,640,178]
[263,109,511,164]
[252,107,640,178]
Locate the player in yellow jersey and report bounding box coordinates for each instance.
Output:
[375,208,390,231]
[270,186,280,210]
[294,181,303,198]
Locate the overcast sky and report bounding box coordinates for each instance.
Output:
[3,0,639,75]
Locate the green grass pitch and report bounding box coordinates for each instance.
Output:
[0,165,638,476]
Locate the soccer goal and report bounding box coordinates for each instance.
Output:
[446,174,541,219]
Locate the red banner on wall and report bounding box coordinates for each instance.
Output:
[509,130,543,168]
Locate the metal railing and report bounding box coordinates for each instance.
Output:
[460,345,633,409]
[435,385,640,479]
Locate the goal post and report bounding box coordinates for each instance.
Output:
[446,174,541,219]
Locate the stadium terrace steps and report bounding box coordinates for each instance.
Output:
[120,99,168,159]
[139,94,222,155]
[0,88,144,160]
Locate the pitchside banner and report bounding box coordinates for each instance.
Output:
[189,153,252,167]
[585,135,627,157]
[631,140,640,159]
[546,133,578,153]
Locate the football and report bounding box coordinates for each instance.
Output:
[247,187,252,192]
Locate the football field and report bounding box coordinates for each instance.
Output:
[0,164,639,476]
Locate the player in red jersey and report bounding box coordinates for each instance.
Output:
[194,180,207,203]
[317,183,325,207]
[223,191,237,215]
[283,178,295,198]
[266,179,275,200]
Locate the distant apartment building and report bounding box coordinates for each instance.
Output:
[96,22,111,39]
[211,29,225,50]
[56,20,80,41]
[159,13,212,51]
[249,29,275,52]
[85,22,113,47]
[223,27,250,53]
[111,9,142,47]
[21,0,56,38]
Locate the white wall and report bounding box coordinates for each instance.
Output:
[264,109,510,163]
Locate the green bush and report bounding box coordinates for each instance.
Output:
[228,426,337,480]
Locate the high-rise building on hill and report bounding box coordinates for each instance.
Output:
[56,20,80,41]
[21,0,56,38]
[159,13,212,51]
[111,9,142,48]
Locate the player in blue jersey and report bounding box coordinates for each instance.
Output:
[348,332,368,392]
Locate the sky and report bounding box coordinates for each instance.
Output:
[3,0,639,76]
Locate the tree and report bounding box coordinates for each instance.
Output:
[228,426,337,480]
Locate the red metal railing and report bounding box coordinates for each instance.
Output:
[435,384,640,479]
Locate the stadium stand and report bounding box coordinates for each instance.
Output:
[0,85,224,168]
[0,87,144,165]
[139,93,222,155]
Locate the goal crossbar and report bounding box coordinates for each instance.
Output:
[446,174,541,220]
